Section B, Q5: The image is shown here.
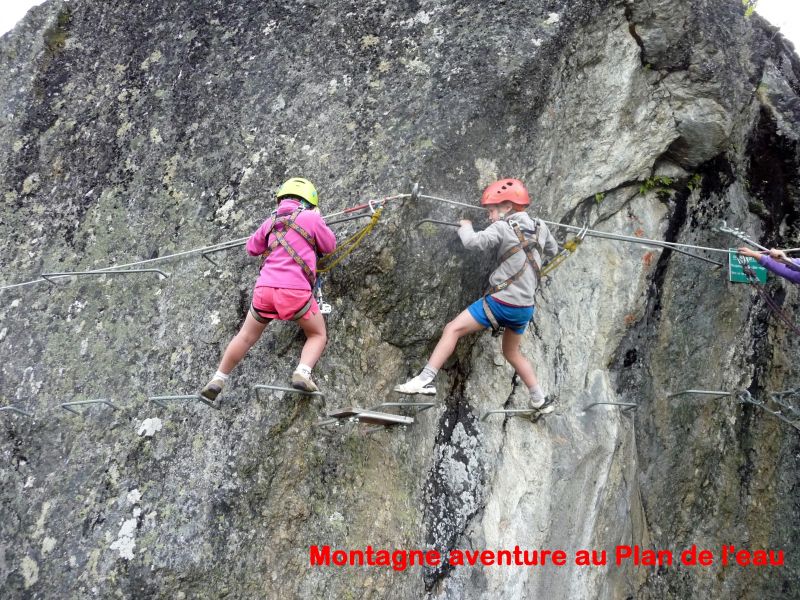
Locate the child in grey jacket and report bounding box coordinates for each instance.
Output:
[395,179,559,413]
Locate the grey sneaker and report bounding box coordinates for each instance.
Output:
[200,378,225,402]
[531,396,556,415]
[291,370,319,392]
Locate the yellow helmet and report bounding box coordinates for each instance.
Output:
[276,177,319,206]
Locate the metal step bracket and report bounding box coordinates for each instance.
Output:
[0,405,33,417]
[369,401,436,415]
[667,389,735,401]
[60,399,119,415]
[201,241,246,267]
[584,401,638,411]
[148,394,220,410]
[252,384,325,401]
[481,408,546,421]
[316,407,414,428]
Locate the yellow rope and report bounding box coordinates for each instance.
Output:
[318,208,384,273]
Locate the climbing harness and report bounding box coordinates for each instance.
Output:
[249,206,322,322]
[249,296,314,323]
[481,219,546,337]
[415,219,585,335]
[482,298,503,336]
[486,220,545,295]
[261,207,318,286]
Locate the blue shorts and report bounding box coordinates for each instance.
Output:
[467,295,534,334]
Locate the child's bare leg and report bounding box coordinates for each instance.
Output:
[219,312,270,374]
[202,312,269,400]
[502,328,551,410]
[291,311,327,392]
[428,309,485,369]
[395,310,485,394]
[296,311,327,369]
[501,329,538,388]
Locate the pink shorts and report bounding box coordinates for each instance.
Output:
[251,286,319,321]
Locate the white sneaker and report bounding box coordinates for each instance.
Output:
[394,375,436,395]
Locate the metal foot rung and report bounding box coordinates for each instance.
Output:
[584,401,638,411]
[252,384,325,401]
[0,406,33,417]
[201,241,246,267]
[667,389,734,401]
[370,401,436,415]
[148,394,220,410]
[481,408,546,421]
[317,407,414,428]
[61,399,119,415]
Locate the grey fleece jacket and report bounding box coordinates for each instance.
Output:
[458,211,559,306]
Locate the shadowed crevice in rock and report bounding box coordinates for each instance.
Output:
[746,107,800,242]
[422,390,486,591]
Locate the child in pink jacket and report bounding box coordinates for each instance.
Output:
[201,178,336,401]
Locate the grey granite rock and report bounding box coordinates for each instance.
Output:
[1,1,798,598]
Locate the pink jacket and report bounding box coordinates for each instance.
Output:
[246,199,337,290]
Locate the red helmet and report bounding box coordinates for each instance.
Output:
[480,178,530,211]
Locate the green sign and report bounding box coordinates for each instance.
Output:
[728,249,767,284]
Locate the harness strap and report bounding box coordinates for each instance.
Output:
[482,296,503,336]
[250,304,271,324]
[485,220,543,295]
[261,208,317,286]
[249,294,314,323]
[289,295,314,320]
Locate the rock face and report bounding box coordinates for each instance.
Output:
[1,0,799,598]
